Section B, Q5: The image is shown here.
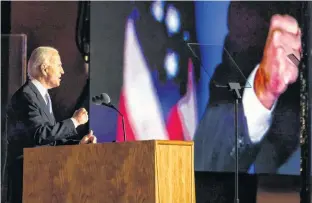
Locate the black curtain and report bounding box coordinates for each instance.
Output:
[301,2,312,203]
[1,2,11,203]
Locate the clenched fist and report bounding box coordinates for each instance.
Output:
[72,108,88,126]
[255,14,302,109]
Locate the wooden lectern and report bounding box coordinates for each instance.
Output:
[23,140,195,203]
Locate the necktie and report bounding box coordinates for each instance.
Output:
[45,92,53,114]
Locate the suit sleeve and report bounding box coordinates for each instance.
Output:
[193,103,262,172]
[21,93,77,145]
[194,2,300,172]
[193,2,270,172]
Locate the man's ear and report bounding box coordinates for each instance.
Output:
[40,64,48,76]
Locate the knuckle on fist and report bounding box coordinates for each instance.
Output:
[271,14,282,25]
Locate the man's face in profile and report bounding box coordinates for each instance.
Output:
[44,53,64,89]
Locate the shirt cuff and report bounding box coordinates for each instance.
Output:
[71,118,79,128]
[242,65,277,143]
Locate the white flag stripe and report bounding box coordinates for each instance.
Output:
[177,60,198,141]
[123,19,169,140]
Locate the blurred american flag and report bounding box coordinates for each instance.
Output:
[116,18,197,141]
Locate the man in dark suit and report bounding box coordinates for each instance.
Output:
[6,46,97,203]
[194,2,302,173]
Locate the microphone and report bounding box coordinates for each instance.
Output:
[92,93,127,142]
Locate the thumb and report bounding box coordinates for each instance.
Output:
[89,130,93,135]
[92,136,97,144]
[80,135,89,144]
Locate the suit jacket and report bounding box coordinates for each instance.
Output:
[6,80,79,203]
[194,2,301,173]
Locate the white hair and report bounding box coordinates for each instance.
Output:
[27,46,59,80]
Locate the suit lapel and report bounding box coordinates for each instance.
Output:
[27,82,55,124]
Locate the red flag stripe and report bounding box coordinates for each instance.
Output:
[166,104,185,140]
[116,91,136,142]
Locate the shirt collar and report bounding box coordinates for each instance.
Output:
[31,79,48,99]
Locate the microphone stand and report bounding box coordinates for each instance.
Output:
[105,103,127,142]
[121,116,126,142]
[216,82,242,203]
[229,82,242,203]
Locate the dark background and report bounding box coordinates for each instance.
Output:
[9,1,88,120]
[1,2,88,202]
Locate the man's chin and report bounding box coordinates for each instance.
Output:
[50,82,61,89]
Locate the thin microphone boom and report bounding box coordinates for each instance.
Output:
[92,93,127,142]
[107,104,127,142]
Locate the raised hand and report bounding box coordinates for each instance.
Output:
[255,14,301,109]
[72,108,88,126]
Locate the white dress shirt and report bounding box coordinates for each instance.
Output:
[31,79,79,128]
[242,65,277,143]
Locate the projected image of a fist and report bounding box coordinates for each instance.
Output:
[255,14,302,110]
